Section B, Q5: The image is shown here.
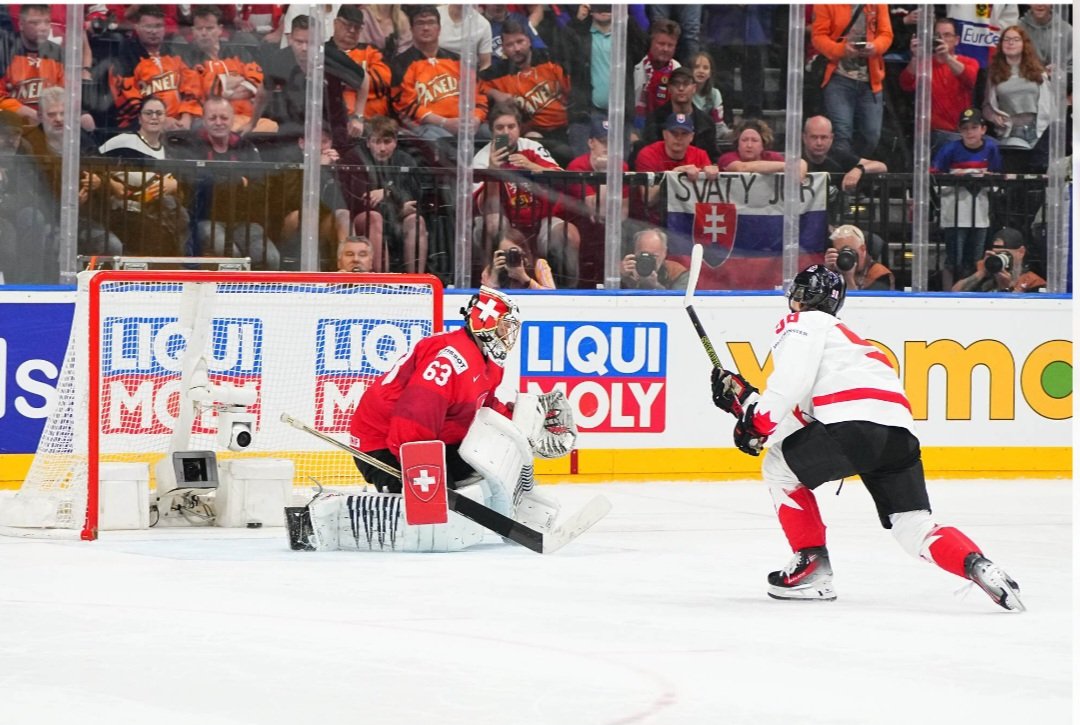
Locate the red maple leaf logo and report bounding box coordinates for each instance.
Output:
[751,407,778,436]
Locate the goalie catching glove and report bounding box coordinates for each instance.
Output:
[710,368,759,417]
[536,390,577,458]
[733,402,769,456]
[513,391,578,459]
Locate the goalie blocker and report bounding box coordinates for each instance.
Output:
[288,391,577,552]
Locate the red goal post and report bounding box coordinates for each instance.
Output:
[0,270,443,540]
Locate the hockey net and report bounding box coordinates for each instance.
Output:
[0,270,442,540]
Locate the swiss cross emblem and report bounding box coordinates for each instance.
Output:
[693,202,737,266]
[469,291,508,333]
[405,465,442,503]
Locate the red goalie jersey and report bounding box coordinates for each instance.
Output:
[350,328,511,458]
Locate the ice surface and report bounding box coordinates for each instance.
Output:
[0,480,1072,725]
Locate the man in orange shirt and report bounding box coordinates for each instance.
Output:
[185,5,271,132]
[327,5,391,138]
[108,4,203,130]
[0,5,64,125]
[390,5,488,144]
[481,19,571,164]
[810,4,893,158]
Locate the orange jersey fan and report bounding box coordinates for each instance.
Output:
[109,45,204,128]
[392,48,488,124]
[186,49,263,118]
[342,44,391,118]
[0,40,64,114]
[480,52,569,132]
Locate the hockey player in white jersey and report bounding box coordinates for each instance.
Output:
[711,265,1024,611]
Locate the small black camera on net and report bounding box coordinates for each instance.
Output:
[835,246,859,272]
[505,247,523,268]
[635,252,657,277]
[984,250,1012,275]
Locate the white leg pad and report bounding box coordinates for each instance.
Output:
[337,485,487,552]
[459,407,533,518]
[889,510,936,562]
[309,492,345,551]
[515,488,561,534]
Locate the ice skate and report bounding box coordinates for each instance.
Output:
[767,546,836,601]
[964,553,1025,612]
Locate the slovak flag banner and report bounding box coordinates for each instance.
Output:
[665,172,830,290]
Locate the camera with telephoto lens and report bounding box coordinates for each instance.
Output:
[835,246,858,272]
[984,250,1012,275]
[505,247,522,268]
[635,252,657,277]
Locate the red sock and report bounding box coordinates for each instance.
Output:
[776,486,826,552]
[925,526,981,578]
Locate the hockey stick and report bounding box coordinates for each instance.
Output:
[279,413,610,554]
[683,244,724,370]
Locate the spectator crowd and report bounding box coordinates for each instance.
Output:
[0,3,1071,291]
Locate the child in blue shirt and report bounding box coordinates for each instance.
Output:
[930,108,1003,289]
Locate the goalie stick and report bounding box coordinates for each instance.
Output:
[683,243,725,371]
[279,413,610,554]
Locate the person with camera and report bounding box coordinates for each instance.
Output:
[480,228,556,290]
[473,102,580,287]
[951,227,1046,293]
[823,224,894,291]
[619,227,688,291]
[899,18,979,155]
[810,3,893,158]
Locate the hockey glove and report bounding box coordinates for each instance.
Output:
[534,390,578,459]
[733,403,769,456]
[711,368,759,417]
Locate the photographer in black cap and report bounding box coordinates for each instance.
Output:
[951,227,1046,293]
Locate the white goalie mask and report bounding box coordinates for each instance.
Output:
[464,286,521,367]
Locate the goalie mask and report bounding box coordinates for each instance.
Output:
[788,264,846,316]
[463,286,521,366]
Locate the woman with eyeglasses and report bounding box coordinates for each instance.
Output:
[982,25,1056,173]
[97,97,187,256]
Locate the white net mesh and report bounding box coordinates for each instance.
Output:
[0,271,439,537]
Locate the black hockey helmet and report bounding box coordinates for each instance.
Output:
[787,264,846,316]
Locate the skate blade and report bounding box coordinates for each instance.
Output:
[978,580,1026,612]
[767,584,837,601]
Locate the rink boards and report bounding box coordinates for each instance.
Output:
[0,288,1071,483]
